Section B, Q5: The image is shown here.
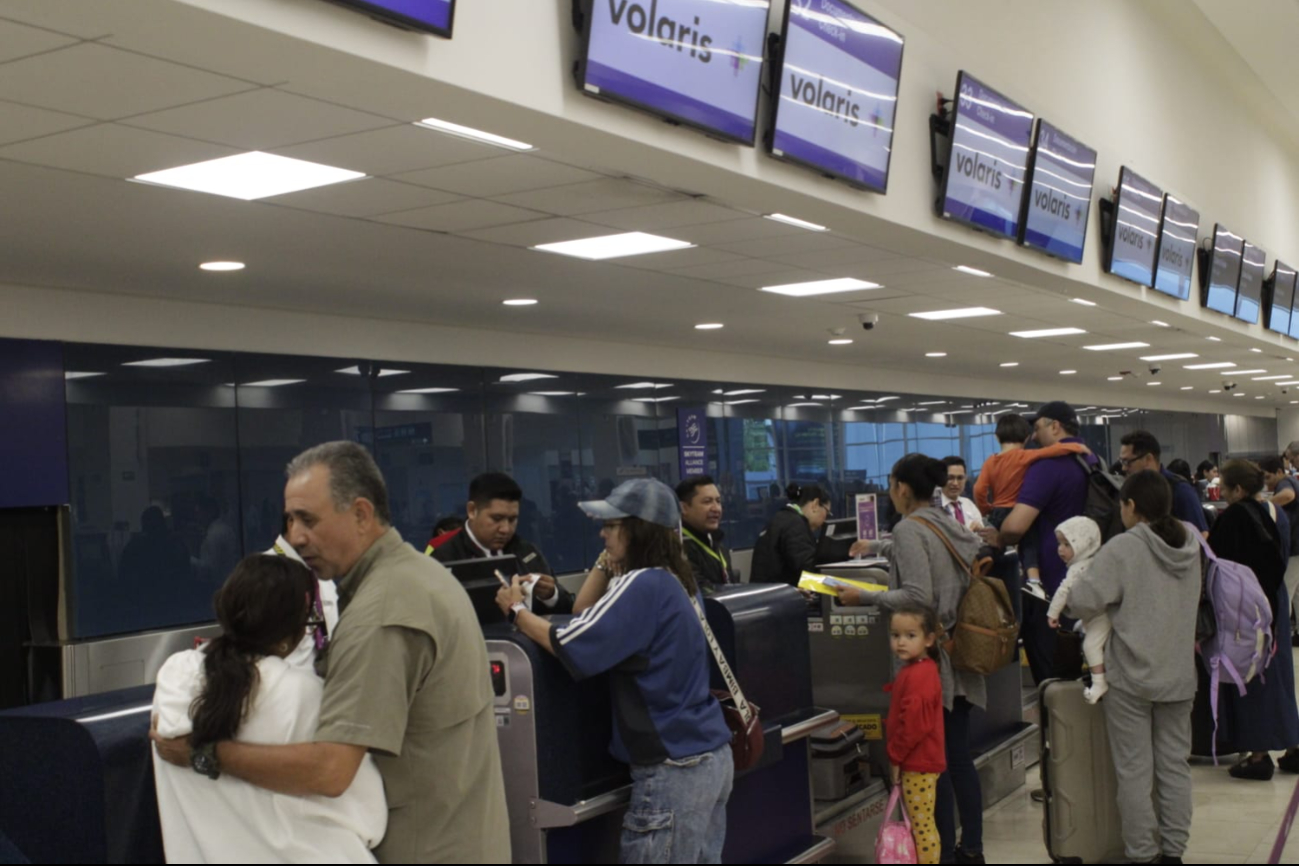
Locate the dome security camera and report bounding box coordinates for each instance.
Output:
[858,313,879,331]
[1148,363,1162,375]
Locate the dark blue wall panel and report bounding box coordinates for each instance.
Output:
[0,338,68,508]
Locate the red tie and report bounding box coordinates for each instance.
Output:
[952,501,966,526]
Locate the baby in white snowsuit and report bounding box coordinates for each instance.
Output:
[1047,516,1110,703]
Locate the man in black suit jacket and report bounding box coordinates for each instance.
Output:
[434,472,574,614]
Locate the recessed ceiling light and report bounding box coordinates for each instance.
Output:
[500,373,558,382]
[1011,328,1087,338]
[200,261,245,272]
[1108,376,1124,381]
[926,352,947,358]
[811,394,841,400]
[1184,362,1236,370]
[1292,400,1298,404]
[335,366,410,377]
[616,382,675,390]
[1000,362,1019,368]
[534,232,693,260]
[1255,375,1292,381]
[1210,389,1221,393]
[1147,381,1161,386]
[396,387,459,394]
[760,278,882,297]
[1181,386,1193,390]
[1289,358,1295,362]
[530,391,575,397]
[133,152,365,200]
[1251,348,1263,353]
[722,389,766,396]
[1256,395,1265,399]
[64,371,105,380]
[876,396,900,402]
[1232,369,1268,375]
[725,399,761,405]
[953,265,993,277]
[918,401,946,405]
[414,117,533,151]
[1152,320,1170,327]
[503,299,538,306]
[764,213,828,231]
[909,307,1002,321]
[1083,342,1150,351]
[1207,336,1222,342]
[1140,354,1198,361]
[787,402,824,408]
[1275,381,1299,386]
[633,396,680,403]
[241,379,306,388]
[1233,393,1246,397]
[828,338,854,345]
[122,357,211,367]
[695,323,724,330]
[1060,370,1077,375]
[1071,298,1097,307]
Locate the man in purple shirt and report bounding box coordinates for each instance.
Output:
[997,401,1097,685]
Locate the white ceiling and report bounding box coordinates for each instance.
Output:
[0,0,1297,412]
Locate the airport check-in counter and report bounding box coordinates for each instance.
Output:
[807,560,1038,862]
[490,582,837,864]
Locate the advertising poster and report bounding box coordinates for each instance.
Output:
[855,493,878,541]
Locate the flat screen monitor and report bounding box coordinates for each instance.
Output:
[1203,224,1244,316]
[939,71,1034,239]
[329,0,455,37]
[443,555,519,625]
[1269,261,1296,336]
[769,0,904,192]
[1018,120,1096,263]
[578,0,771,144]
[1105,166,1162,287]
[1151,194,1199,301]
[1235,241,1267,325]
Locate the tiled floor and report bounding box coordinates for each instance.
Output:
[983,652,1299,864]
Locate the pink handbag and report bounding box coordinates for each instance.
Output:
[875,785,918,864]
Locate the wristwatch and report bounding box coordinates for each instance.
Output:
[191,740,221,780]
[508,602,528,624]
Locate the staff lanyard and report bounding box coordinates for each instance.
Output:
[683,527,728,571]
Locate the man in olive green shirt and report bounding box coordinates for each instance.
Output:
[152,442,509,863]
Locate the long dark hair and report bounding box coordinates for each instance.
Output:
[891,453,948,502]
[190,555,314,748]
[1119,470,1187,549]
[619,516,699,597]
[889,604,941,662]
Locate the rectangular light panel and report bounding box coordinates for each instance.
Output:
[241,379,306,388]
[1140,354,1197,361]
[909,307,1002,321]
[760,278,882,297]
[1083,342,1150,351]
[1184,362,1236,370]
[122,358,211,367]
[533,232,693,260]
[1010,328,1086,338]
[414,118,533,151]
[133,152,366,201]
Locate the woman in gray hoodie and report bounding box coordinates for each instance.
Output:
[1066,469,1201,865]
[840,453,986,865]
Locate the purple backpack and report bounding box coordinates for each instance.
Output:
[1193,526,1275,761]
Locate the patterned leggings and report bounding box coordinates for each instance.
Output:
[902,771,941,865]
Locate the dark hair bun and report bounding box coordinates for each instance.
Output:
[924,459,948,488]
[785,483,802,500]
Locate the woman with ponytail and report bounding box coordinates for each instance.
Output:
[1065,470,1201,863]
[751,482,872,585]
[152,555,387,863]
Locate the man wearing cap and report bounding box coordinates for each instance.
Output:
[997,401,1098,684]
[496,478,734,864]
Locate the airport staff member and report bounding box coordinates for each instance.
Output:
[434,472,574,615]
[677,475,737,591]
[751,483,871,586]
[153,442,510,864]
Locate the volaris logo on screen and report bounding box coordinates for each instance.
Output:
[1033,188,1073,223]
[607,0,717,65]
[787,73,861,127]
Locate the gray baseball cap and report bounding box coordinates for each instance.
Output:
[579,478,681,529]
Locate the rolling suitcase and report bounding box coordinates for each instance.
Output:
[1039,679,1126,863]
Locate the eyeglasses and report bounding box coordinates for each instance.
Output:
[1119,454,1148,468]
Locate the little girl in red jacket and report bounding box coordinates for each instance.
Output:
[883,604,946,865]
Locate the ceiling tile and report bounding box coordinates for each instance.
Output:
[668,217,805,246]
[0,98,93,145]
[584,200,749,232]
[0,17,79,63]
[714,269,840,289]
[453,217,613,247]
[493,177,685,215]
[272,124,501,176]
[121,89,396,150]
[0,42,253,120]
[263,178,463,218]
[393,154,602,197]
[0,122,237,178]
[371,199,548,232]
[616,247,748,271]
[769,246,906,270]
[667,258,797,281]
[716,233,858,258]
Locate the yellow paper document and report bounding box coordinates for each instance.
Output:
[798,571,888,597]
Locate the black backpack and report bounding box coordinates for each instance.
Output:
[1074,455,1125,541]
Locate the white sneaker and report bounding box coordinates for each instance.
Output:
[1022,581,1047,601]
[1084,679,1108,704]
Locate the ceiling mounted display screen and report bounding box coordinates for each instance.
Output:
[1203,223,1244,316]
[1269,261,1296,337]
[940,71,1034,239]
[1017,121,1096,263]
[578,0,771,144]
[1151,194,1199,301]
[1234,241,1267,325]
[329,0,455,36]
[1104,166,1162,287]
[769,0,904,192]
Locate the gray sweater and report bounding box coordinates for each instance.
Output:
[874,506,987,711]
[1066,522,1202,702]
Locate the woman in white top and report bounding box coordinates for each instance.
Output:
[152,555,386,864]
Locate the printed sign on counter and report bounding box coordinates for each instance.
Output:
[855,493,878,541]
[581,0,771,143]
[771,0,904,192]
[677,406,708,479]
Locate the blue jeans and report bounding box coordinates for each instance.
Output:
[621,744,734,864]
[936,698,982,863]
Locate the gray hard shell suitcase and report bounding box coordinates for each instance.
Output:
[1039,679,1126,863]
